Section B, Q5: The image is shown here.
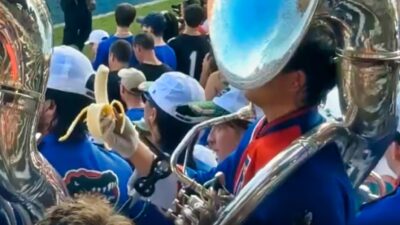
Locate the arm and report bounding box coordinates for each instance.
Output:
[205,71,220,100]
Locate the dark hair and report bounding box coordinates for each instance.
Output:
[145,96,195,165]
[133,33,155,50]
[45,89,93,141]
[184,4,204,28]
[162,11,179,42]
[110,39,132,64]
[115,3,136,27]
[282,25,337,106]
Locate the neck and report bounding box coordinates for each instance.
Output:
[115,27,132,37]
[183,26,201,36]
[261,103,299,122]
[141,51,162,65]
[126,98,145,109]
[109,62,126,72]
[153,36,165,46]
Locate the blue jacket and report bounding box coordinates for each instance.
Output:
[39,134,172,225]
[190,108,356,225]
[353,187,400,225]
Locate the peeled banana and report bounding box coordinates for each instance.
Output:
[59,65,125,149]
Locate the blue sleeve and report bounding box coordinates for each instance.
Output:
[92,41,108,70]
[188,121,255,192]
[169,50,177,70]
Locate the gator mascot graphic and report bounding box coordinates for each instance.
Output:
[64,169,120,205]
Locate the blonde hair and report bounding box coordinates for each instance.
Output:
[36,194,134,225]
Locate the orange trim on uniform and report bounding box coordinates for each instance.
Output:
[233,125,302,194]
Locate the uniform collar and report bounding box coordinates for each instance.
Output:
[255,107,321,139]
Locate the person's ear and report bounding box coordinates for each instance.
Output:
[148,107,157,125]
[288,70,306,92]
[393,142,400,162]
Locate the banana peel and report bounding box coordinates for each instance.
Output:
[58,65,126,149]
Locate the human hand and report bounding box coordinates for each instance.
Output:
[101,116,139,158]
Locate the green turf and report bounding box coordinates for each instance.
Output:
[53,0,180,54]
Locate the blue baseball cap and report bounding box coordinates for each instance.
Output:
[137,12,166,35]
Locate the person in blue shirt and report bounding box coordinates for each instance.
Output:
[38,45,132,208]
[118,68,146,121]
[353,130,400,224]
[92,3,138,70]
[38,45,169,225]
[137,13,177,70]
[100,26,356,225]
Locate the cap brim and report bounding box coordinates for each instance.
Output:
[136,17,145,24]
[176,101,229,118]
[138,81,154,92]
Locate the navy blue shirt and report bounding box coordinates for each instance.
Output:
[155,45,177,70]
[190,109,356,225]
[92,35,138,70]
[354,187,400,225]
[126,108,144,121]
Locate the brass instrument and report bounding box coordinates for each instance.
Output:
[0,0,68,224]
[167,0,400,224]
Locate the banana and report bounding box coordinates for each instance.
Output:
[59,65,126,149]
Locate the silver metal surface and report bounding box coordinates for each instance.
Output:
[208,0,400,224]
[0,0,68,224]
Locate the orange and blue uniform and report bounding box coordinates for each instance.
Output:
[191,107,356,224]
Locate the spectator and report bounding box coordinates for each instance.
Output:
[92,3,138,70]
[61,0,95,51]
[161,11,180,42]
[36,194,134,225]
[38,45,133,211]
[85,29,110,61]
[184,87,252,162]
[168,4,210,80]
[133,33,172,81]
[118,68,146,121]
[353,95,400,225]
[138,13,177,69]
[87,39,132,103]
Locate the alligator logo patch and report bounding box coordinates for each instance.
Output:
[64,169,120,205]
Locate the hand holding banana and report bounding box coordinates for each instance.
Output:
[59,65,127,150]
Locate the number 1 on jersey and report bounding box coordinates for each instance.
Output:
[189,51,198,78]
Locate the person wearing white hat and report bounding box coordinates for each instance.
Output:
[37,45,137,216]
[85,29,109,60]
[118,68,146,121]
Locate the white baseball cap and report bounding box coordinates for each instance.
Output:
[85,29,109,45]
[118,68,146,92]
[139,72,205,124]
[48,45,94,99]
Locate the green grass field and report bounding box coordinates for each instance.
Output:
[53,0,180,51]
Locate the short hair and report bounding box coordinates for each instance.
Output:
[110,39,132,64]
[133,33,155,50]
[115,3,136,27]
[184,4,204,28]
[282,24,337,106]
[36,195,134,225]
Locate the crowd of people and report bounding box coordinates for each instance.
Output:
[35,0,400,225]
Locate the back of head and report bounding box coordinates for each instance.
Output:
[162,11,179,41]
[110,39,132,64]
[36,195,134,225]
[133,33,155,50]
[184,4,204,28]
[283,25,337,106]
[115,3,136,27]
[47,45,94,140]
